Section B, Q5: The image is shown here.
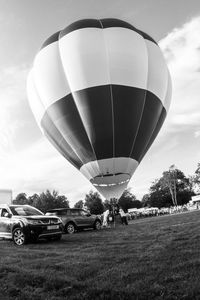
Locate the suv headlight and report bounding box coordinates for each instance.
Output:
[27,219,42,225]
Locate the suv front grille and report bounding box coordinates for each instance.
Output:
[40,218,60,225]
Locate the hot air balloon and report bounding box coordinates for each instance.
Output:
[27,18,172,200]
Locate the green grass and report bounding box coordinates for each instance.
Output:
[0,211,200,300]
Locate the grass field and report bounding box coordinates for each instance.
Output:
[0,210,200,300]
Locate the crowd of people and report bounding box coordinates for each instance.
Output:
[101,205,128,227]
[128,202,199,220]
[99,202,200,228]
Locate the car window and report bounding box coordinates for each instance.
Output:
[58,210,68,216]
[10,206,43,216]
[46,212,57,216]
[70,210,80,216]
[80,210,88,216]
[1,209,9,217]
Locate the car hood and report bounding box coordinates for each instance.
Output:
[12,215,61,222]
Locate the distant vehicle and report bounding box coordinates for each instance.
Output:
[46,208,101,234]
[0,204,63,246]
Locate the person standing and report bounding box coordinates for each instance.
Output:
[102,209,109,227]
[119,208,128,225]
[107,205,114,228]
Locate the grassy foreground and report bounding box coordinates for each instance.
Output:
[0,211,200,300]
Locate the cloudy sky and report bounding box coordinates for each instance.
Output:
[1,0,200,205]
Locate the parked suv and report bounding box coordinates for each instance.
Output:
[46,208,101,234]
[0,204,63,245]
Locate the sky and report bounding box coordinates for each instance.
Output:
[1,0,200,205]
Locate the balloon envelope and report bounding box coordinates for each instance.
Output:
[27,18,172,199]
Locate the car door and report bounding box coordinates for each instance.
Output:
[79,210,94,227]
[70,209,85,227]
[0,208,12,239]
[70,209,91,227]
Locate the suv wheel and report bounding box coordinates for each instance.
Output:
[12,228,27,246]
[94,220,101,230]
[65,223,76,234]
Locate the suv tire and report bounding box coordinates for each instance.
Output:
[65,222,76,234]
[94,220,101,230]
[12,228,27,246]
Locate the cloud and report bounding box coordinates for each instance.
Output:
[159,17,200,135]
[0,136,93,201]
[145,16,200,158]
[0,65,35,153]
[194,130,200,138]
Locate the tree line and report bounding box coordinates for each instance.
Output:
[12,162,200,214]
[141,163,200,208]
[12,188,141,214]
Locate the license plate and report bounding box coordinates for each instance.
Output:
[47,225,59,230]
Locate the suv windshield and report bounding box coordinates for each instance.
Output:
[10,206,43,216]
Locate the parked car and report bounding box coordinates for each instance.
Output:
[46,208,101,234]
[0,204,63,246]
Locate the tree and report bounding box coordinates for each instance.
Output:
[131,200,143,209]
[14,190,69,212]
[84,190,104,215]
[13,193,28,205]
[161,165,178,206]
[141,194,150,207]
[103,198,118,211]
[144,182,173,208]
[191,162,200,193]
[74,200,84,209]
[28,193,40,207]
[160,165,192,206]
[34,190,69,212]
[103,199,110,211]
[118,189,141,211]
[144,166,193,208]
[176,190,194,205]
